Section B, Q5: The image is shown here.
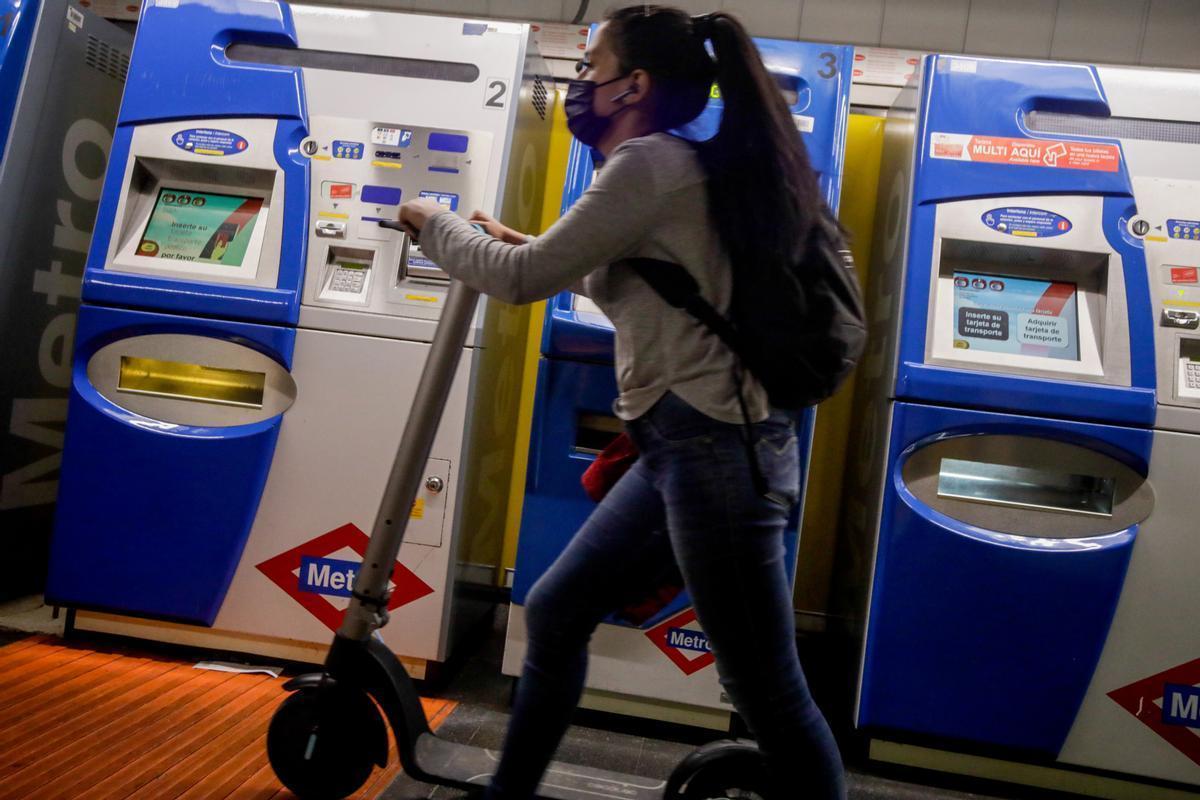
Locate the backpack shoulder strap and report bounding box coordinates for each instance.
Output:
[625,257,741,354]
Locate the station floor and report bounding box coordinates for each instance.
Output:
[0,597,1079,800]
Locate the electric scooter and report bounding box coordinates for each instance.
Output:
[266,221,769,799]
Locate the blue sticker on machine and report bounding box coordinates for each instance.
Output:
[172,128,248,156]
[1167,219,1200,241]
[1164,684,1200,728]
[332,140,364,160]
[982,207,1072,238]
[298,555,359,598]
[428,132,469,153]
[419,190,459,211]
[361,185,402,206]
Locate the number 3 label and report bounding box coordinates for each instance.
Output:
[484,78,508,109]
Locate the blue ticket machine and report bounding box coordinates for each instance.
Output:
[843,55,1200,791]
[504,40,852,718]
[46,0,552,671]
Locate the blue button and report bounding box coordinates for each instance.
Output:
[361,185,402,206]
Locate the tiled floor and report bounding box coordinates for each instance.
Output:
[381,607,1057,800]
[0,634,454,800]
[0,601,1081,800]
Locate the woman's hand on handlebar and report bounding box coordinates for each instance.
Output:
[397,197,445,238]
[469,211,529,245]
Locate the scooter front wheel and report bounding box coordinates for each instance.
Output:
[664,739,770,800]
[267,684,389,800]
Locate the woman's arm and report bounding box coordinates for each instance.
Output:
[400,140,660,305]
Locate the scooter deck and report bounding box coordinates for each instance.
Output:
[415,733,667,799]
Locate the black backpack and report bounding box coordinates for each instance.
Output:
[627,206,867,501]
[628,205,867,411]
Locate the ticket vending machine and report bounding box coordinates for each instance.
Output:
[843,55,1200,791]
[0,0,129,601]
[46,0,552,673]
[504,40,852,724]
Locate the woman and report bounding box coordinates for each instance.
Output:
[397,7,846,798]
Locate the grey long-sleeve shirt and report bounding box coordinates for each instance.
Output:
[419,132,769,424]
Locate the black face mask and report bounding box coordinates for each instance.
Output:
[564,74,634,148]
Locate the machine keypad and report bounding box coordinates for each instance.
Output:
[331,268,366,294]
[1187,362,1200,390]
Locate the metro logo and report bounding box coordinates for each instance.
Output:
[1110,657,1200,767]
[257,523,434,632]
[646,609,715,675]
[1164,684,1200,728]
[298,556,358,598]
[667,627,711,654]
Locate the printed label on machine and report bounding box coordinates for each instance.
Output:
[982,207,1072,238]
[418,190,459,211]
[953,271,1080,361]
[1109,657,1200,767]
[171,128,248,157]
[137,189,263,265]
[257,523,434,632]
[930,132,1120,172]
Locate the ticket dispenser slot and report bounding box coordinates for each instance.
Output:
[318,245,374,304]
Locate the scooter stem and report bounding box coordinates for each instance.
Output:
[339,227,480,642]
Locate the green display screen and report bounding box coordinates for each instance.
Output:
[137,188,263,266]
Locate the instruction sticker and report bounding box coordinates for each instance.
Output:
[172,128,248,157]
[418,190,459,211]
[982,207,1072,238]
[930,132,1120,172]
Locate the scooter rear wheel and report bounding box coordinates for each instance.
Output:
[267,684,388,800]
[665,739,770,800]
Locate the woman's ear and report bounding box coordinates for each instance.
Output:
[625,68,652,104]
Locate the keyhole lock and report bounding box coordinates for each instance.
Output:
[425,476,445,494]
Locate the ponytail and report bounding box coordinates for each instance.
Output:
[603,7,823,279]
[697,12,822,276]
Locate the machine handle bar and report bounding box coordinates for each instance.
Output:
[338,224,480,641]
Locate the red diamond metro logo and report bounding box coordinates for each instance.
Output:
[256,522,434,632]
[645,608,715,676]
[1109,657,1200,768]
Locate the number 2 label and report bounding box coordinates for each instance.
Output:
[484,78,508,109]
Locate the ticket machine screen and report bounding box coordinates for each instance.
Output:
[137,188,264,266]
[953,272,1080,362]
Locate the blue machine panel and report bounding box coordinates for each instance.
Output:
[894,56,1155,427]
[46,304,295,625]
[858,401,1148,754]
[361,184,402,205]
[0,0,40,159]
[515,358,811,629]
[82,0,310,326]
[428,132,469,153]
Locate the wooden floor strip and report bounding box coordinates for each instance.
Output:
[0,635,461,800]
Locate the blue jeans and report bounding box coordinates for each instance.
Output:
[486,392,846,799]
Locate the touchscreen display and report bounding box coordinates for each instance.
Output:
[137,188,263,266]
[953,272,1080,362]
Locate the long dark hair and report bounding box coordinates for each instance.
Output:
[603,6,823,271]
